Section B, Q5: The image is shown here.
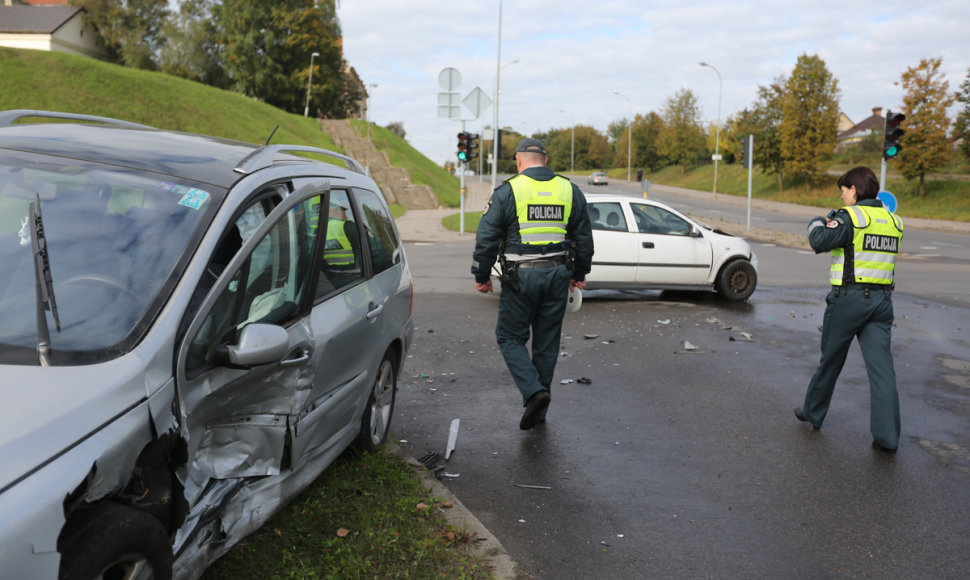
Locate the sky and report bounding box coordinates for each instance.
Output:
[338,0,968,168]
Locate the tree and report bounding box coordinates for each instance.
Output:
[71,0,171,69]
[213,0,344,115]
[606,119,627,144]
[573,125,611,170]
[631,112,666,172]
[897,57,956,197]
[780,54,841,184]
[543,128,573,173]
[385,122,406,140]
[157,0,228,88]
[953,66,970,160]
[733,77,786,190]
[660,88,706,169]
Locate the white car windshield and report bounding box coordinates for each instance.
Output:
[0,151,221,365]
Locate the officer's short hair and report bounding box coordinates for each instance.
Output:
[837,166,879,200]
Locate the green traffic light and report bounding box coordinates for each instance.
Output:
[885,145,899,158]
[458,151,467,161]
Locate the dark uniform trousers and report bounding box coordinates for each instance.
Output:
[801,283,900,449]
[496,263,572,409]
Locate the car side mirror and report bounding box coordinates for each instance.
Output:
[223,323,289,367]
[690,226,703,238]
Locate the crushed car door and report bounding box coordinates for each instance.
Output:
[175,182,327,497]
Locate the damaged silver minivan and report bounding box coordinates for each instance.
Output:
[0,111,414,579]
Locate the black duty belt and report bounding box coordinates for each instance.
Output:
[517,256,566,269]
[833,282,894,298]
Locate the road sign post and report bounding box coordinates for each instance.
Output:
[745,135,753,231]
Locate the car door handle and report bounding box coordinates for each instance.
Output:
[280,348,311,366]
[642,242,655,249]
[366,303,384,320]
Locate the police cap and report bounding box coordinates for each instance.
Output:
[515,138,547,156]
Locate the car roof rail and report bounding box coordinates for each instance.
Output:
[234,145,366,175]
[0,109,155,129]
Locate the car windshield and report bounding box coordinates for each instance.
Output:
[0,150,223,365]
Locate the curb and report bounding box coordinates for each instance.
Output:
[388,443,519,579]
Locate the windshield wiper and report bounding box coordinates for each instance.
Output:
[29,194,60,366]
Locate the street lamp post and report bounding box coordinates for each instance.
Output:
[304,51,320,118]
[700,61,722,197]
[491,0,503,190]
[613,90,632,182]
[560,109,574,175]
[484,58,518,182]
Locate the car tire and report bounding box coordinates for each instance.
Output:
[59,502,172,580]
[355,351,397,452]
[715,259,757,301]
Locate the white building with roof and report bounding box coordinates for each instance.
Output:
[0,1,107,60]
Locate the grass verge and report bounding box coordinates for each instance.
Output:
[202,446,494,579]
[646,164,970,222]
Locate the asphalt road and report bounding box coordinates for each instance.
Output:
[393,218,970,578]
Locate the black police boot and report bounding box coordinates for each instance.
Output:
[520,390,551,430]
[794,407,820,430]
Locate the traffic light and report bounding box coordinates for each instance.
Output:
[457,132,469,162]
[882,111,905,160]
[466,133,480,161]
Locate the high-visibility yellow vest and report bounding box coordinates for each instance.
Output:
[830,205,903,285]
[325,218,354,266]
[509,174,573,245]
[308,197,322,234]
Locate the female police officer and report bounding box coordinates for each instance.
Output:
[472,138,594,430]
[794,166,903,453]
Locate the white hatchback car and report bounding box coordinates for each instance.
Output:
[584,193,758,300]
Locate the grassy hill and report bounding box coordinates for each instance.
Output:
[0,47,459,205]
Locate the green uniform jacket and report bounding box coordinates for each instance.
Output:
[471,166,594,284]
[807,197,887,256]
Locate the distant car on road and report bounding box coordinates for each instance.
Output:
[584,193,758,300]
[587,171,609,186]
[0,110,413,579]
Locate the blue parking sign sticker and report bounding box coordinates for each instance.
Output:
[178,188,210,210]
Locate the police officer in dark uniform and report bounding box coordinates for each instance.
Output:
[794,166,904,453]
[472,138,594,430]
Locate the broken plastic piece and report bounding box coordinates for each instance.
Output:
[445,418,460,460]
[559,379,575,385]
[577,377,592,385]
[514,484,552,490]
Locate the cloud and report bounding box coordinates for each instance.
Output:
[339,0,968,166]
